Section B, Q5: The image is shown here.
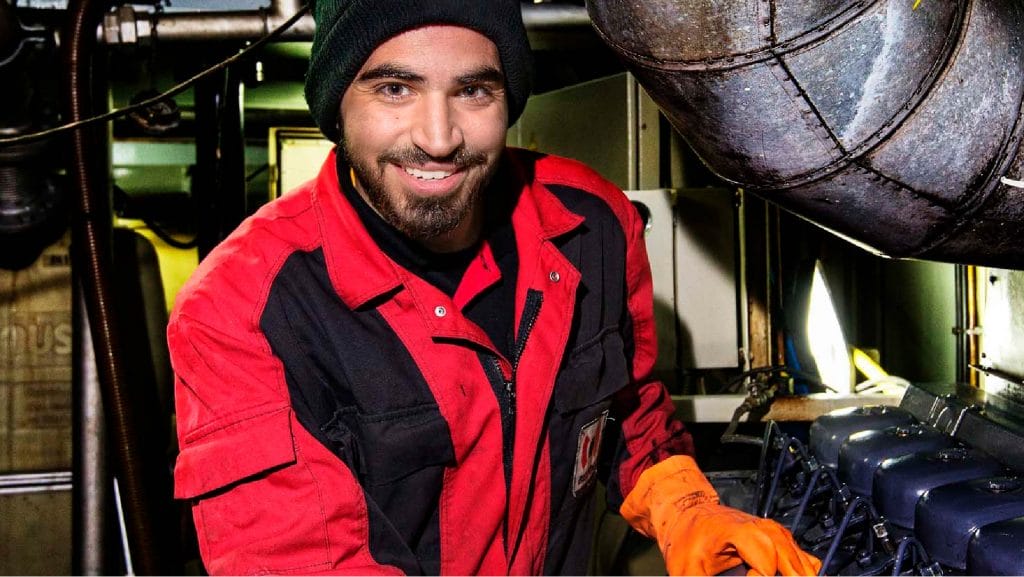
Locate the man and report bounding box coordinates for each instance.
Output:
[167,1,821,575]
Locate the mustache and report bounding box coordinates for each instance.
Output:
[379,146,487,169]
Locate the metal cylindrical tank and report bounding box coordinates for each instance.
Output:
[969,517,1024,575]
[807,404,915,468]
[837,422,954,497]
[873,446,1005,529]
[917,476,1024,570]
[588,0,1024,267]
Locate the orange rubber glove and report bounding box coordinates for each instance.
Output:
[621,455,822,576]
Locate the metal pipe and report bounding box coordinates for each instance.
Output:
[150,8,314,43]
[72,280,110,576]
[100,0,590,44]
[520,4,591,29]
[588,0,1024,268]
[969,363,1024,387]
[737,189,751,372]
[194,61,247,258]
[967,265,979,386]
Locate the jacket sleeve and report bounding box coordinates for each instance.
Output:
[605,196,696,510]
[169,311,403,576]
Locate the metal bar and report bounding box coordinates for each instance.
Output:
[193,60,247,258]
[0,471,74,488]
[520,4,591,29]
[738,189,751,372]
[72,279,109,576]
[113,477,135,576]
[0,483,74,496]
[955,263,967,383]
[672,392,902,423]
[625,73,638,191]
[0,471,72,495]
[967,265,979,386]
[970,363,1024,386]
[151,10,314,42]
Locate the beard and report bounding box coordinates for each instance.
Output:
[342,142,496,245]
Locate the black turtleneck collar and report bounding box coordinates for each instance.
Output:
[335,151,518,300]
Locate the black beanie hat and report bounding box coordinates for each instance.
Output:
[305,0,534,143]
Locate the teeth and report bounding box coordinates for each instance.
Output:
[404,167,451,180]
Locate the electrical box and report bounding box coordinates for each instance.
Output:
[269,127,334,198]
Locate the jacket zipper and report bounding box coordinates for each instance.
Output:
[508,288,543,420]
[480,289,543,535]
[505,289,544,414]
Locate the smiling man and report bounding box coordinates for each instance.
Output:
[167,1,819,575]
[339,25,506,253]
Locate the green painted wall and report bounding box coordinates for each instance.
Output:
[879,259,958,384]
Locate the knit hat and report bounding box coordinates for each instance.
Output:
[304,0,534,143]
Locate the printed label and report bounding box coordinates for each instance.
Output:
[573,410,609,496]
[0,312,73,383]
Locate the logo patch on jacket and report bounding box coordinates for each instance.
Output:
[573,410,609,496]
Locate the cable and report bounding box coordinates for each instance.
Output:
[722,364,789,393]
[788,467,844,535]
[113,184,198,249]
[817,496,875,576]
[891,536,934,576]
[0,3,310,148]
[142,216,197,249]
[245,162,270,183]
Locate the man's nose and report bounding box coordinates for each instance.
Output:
[411,94,464,159]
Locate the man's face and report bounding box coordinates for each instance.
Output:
[339,25,509,251]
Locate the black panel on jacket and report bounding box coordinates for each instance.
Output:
[261,247,451,575]
[541,183,633,575]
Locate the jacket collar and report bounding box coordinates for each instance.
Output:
[314,147,584,310]
[503,148,585,242]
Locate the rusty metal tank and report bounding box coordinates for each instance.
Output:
[587,0,1024,267]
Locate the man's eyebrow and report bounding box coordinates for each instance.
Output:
[355,64,424,83]
[457,66,505,85]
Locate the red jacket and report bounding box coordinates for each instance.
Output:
[168,148,693,575]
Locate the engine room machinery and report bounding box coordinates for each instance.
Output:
[730,383,1024,575]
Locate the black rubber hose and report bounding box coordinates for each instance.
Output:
[63,1,160,573]
[0,1,21,63]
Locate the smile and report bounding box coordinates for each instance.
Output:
[404,166,453,180]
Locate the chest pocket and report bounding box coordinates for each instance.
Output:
[322,403,455,487]
[555,329,631,415]
[552,329,631,498]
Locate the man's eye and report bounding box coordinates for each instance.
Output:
[462,85,492,98]
[379,83,409,97]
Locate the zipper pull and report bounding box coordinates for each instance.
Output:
[505,380,516,416]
